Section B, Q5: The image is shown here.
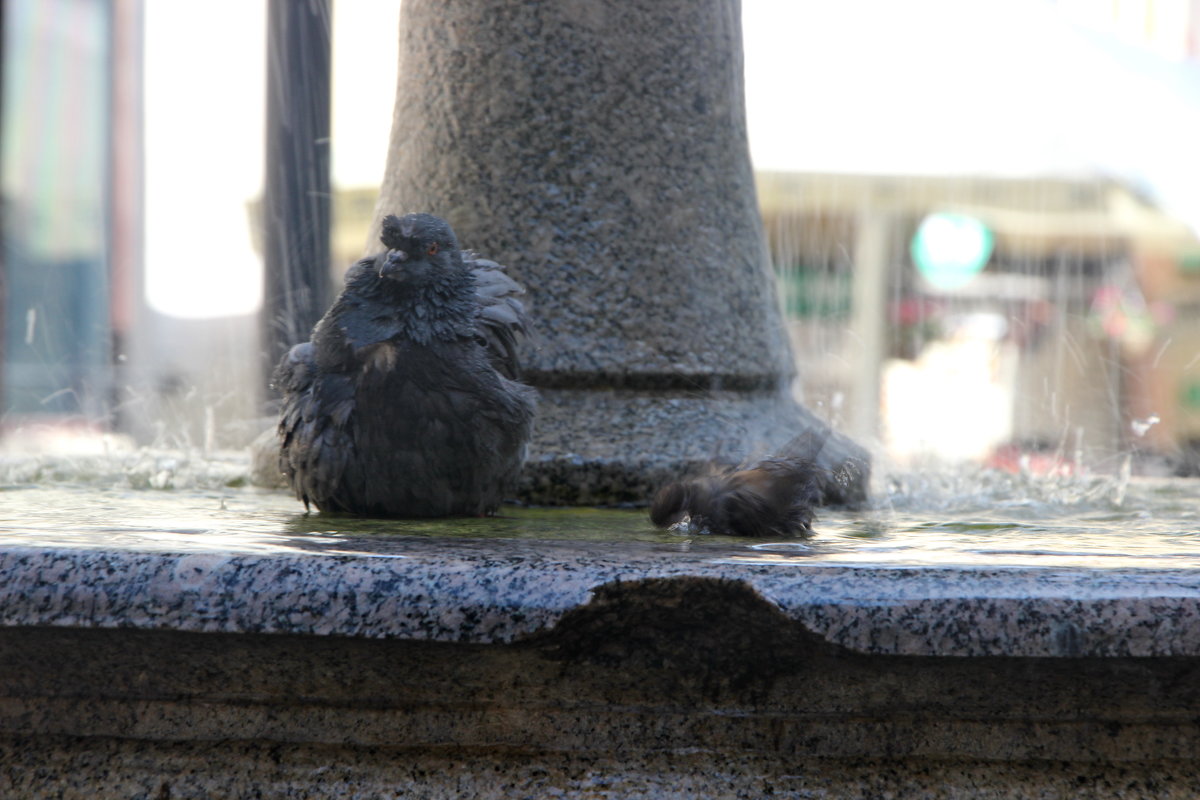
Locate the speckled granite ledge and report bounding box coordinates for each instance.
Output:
[3,535,1199,658]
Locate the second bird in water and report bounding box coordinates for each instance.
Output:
[649,432,830,537]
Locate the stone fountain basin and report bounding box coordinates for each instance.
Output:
[4,528,1200,659]
[2,480,1198,658]
[4,482,1200,797]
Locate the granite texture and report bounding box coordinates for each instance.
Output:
[514,387,869,507]
[8,740,1200,799]
[3,534,1200,657]
[4,625,1200,798]
[371,0,870,505]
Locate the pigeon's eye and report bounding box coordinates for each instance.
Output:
[427,242,439,256]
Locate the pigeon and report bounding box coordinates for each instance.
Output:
[649,432,829,537]
[273,212,536,517]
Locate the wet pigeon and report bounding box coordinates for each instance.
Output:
[273,212,536,517]
[649,432,828,537]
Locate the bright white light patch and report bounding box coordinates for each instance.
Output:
[142,2,266,319]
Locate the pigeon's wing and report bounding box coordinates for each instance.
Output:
[466,252,528,380]
[274,341,357,511]
[769,425,874,510]
[769,427,832,464]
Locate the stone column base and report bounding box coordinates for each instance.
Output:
[518,386,869,506]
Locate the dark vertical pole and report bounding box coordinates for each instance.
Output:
[262,0,331,391]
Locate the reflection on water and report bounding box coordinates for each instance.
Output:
[2,451,1198,569]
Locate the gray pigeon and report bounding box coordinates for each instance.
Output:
[273,212,536,517]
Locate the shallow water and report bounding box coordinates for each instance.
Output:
[2,450,1198,569]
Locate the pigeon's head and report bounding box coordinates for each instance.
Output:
[378,213,463,285]
[650,480,712,534]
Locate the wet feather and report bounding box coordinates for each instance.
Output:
[273,213,536,517]
[649,430,830,537]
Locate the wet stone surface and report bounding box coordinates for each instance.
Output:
[2,485,1200,658]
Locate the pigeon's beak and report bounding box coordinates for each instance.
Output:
[379,249,408,279]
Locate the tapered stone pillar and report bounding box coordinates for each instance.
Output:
[375,0,869,505]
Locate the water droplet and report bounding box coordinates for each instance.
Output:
[1131,415,1160,437]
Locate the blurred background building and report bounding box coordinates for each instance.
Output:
[745,0,1200,470]
[2,0,1199,473]
[3,0,125,436]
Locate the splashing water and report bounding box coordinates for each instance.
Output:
[1131,415,1161,438]
[1,448,1197,569]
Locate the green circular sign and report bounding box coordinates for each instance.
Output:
[911,213,994,290]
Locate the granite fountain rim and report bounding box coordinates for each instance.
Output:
[3,532,1200,659]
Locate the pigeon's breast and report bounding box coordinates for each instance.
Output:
[355,341,401,374]
[350,339,512,431]
[341,337,531,516]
